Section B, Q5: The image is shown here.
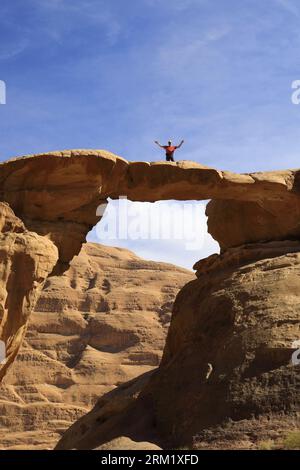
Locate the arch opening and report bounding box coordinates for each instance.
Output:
[87,198,219,270]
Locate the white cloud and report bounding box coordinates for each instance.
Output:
[87,199,219,269]
[0,40,28,61]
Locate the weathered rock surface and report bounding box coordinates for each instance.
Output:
[55,370,156,450]
[96,436,161,450]
[0,243,191,449]
[0,202,58,383]
[1,149,300,450]
[206,198,300,250]
[56,241,300,450]
[1,150,300,270]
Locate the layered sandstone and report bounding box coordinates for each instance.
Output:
[56,241,300,450]
[0,202,58,383]
[0,149,300,450]
[0,243,191,449]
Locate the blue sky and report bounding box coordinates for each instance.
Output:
[1,0,300,268]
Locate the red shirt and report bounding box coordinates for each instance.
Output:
[163,145,177,155]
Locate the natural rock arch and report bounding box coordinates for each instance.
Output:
[1,149,300,275]
[0,149,300,448]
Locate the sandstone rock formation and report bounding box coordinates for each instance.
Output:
[56,240,300,450]
[0,202,58,383]
[96,437,161,451]
[0,149,300,450]
[1,150,300,273]
[0,243,191,449]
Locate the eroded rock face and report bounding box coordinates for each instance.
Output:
[0,151,127,275]
[206,198,300,249]
[0,202,58,383]
[153,241,300,446]
[1,150,300,265]
[96,437,161,451]
[56,241,300,450]
[0,243,191,449]
[1,149,300,449]
[55,370,156,450]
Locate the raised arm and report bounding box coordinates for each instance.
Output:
[176,139,184,149]
[154,140,165,148]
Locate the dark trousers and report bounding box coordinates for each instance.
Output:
[166,154,174,162]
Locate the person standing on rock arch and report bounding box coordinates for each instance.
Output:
[154,139,184,162]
